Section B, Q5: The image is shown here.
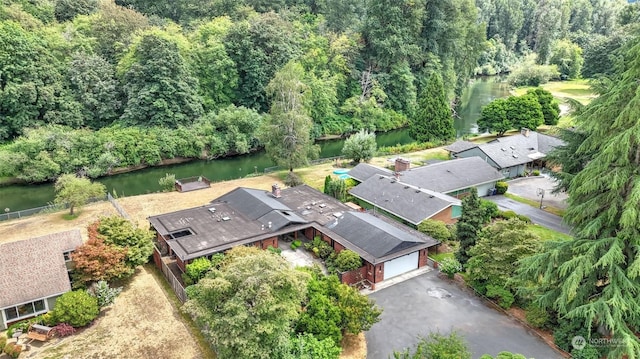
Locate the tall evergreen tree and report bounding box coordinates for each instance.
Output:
[455,188,484,267]
[408,72,455,143]
[517,34,640,358]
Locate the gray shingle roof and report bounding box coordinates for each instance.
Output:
[349,176,460,225]
[444,140,477,154]
[465,132,565,168]
[400,157,505,193]
[217,187,290,220]
[0,230,83,309]
[326,212,437,259]
[348,163,393,182]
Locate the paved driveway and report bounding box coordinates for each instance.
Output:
[506,175,568,210]
[366,271,563,359]
[486,196,572,235]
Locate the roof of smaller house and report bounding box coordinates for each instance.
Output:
[461,132,564,169]
[444,140,477,154]
[0,229,83,309]
[400,157,505,193]
[348,163,393,182]
[326,212,437,262]
[349,176,460,225]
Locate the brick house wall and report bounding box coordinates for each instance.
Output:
[339,266,367,286]
[431,206,456,224]
[418,248,428,268]
[176,257,186,272]
[258,236,278,249]
[334,242,345,253]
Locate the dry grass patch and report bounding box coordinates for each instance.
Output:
[340,333,367,359]
[0,201,116,244]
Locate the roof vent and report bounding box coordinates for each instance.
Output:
[429,195,434,198]
[379,175,384,179]
[404,185,410,189]
[319,203,326,208]
[268,221,272,228]
[390,179,396,183]
[415,190,421,193]
[501,148,506,151]
[510,146,516,150]
[333,212,343,218]
[208,207,216,213]
[512,154,519,158]
[222,216,231,221]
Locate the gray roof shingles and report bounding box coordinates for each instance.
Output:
[444,140,477,154]
[349,176,460,225]
[399,157,505,193]
[0,229,83,309]
[348,163,393,182]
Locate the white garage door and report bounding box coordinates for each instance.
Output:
[383,251,419,280]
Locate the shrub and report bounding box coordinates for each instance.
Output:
[499,210,517,220]
[50,290,100,327]
[291,240,302,250]
[525,304,550,329]
[418,219,452,242]
[571,344,601,359]
[479,200,499,223]
[495,181,508,194]
[183,257,213,285]
[158,173,176,192]
[0,336,6,351]
[439,257,462,279]
[52,323,76,337]
[516,214,531,223]
[304,236,333,259]
[532,170,540,176]
[334,250,362,272]
[3,342,21,358]
[284,171,304,187]
[485,285,515,309]
[6,320,31,339]
[91,280,122,307]
[267,245,282,255]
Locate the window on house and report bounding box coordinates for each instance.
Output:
[451,205,462,218]
[63,251,73,262]
[4,299,46,321]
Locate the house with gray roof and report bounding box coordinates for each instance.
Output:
[149,184,438,288]
[444,140,477,155]
[0,230,83,330]
[348,163,393,182]
[453,130,565,178]
[349,175,462,226]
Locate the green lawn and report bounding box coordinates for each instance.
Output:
[504,193,565,217]
[512,79,595,105]
[527,224,572,242]
[428,251,454,262]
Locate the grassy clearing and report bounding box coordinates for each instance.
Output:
[527,224,572,242]
[429,251,454,263]
[504,193,565,216]
[512,79,595,105]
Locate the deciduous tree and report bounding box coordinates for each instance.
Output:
[97,216,154,268]
[393,330,472,359]
[526,88,560,126]
[71,238,130,285]
[54,174,106,215]
[341,130,376,163]
[260,61,319,172]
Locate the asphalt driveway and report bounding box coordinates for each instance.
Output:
[486,195,572,235]
[365,271,563,359]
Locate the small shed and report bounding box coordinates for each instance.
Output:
[174,176,211,192]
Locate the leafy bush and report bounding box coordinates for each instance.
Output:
[285,171,304,187]
[532,170,540,176]
[499,210,517,220]
[495,181,508,194]
[418,219,452,242]
[507,55,560,86]
[91,280,122,307]
[304,236,334,259]
[52,323,76,337]
[334,250,362,272]
[525,304,550,329]
[485,285,515,309]
[158,173,176,192]
[377,141,437,155]
[6,320,31,339]
[516,214,532,223]
[439,257,462,279]
[3,342,21,358]
[291,239,302,250]
[50,290,100,327]
[267,245,282,255]
[571,344,601,359]
[289,333,341,359]
[98,216,155,268]
[479,200,499,223]
[183,257,213,285]
[0,335,6,351]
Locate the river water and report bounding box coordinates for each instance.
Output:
[0,77,509,212]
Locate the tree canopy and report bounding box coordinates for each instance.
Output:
[409,72,455,143]
[54,174,106,215]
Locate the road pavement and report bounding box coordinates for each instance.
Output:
[486,195,572,235]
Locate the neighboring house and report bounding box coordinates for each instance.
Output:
[0,230,83,330]
[348,157,505,198]
[443,140,478,157]
[453,129,565,178]
[149,184,438,289]
[348,163,393,183]
[349,175,462,226]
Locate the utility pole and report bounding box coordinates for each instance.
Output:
[537,188,545,209]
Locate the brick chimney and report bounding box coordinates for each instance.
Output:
[395,158,411,172]
[521,128,530,137]
[272,183,281,198]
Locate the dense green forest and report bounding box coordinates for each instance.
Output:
[0,0,638,182]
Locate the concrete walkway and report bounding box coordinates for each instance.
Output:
[361,266,432,295]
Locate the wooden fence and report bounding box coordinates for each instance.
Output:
[154,248,188,303]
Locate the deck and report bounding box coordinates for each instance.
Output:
[175,176,211,192]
